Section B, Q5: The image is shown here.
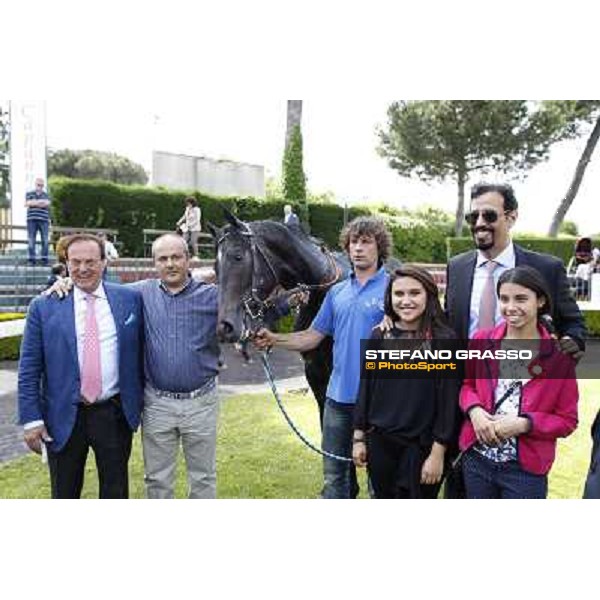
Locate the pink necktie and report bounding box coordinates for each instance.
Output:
[478,261,499,331]
[81,294,102,403]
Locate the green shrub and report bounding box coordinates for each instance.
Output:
[585,311,600,337]
[0,336,21,360]
[0,313,25,322]
[274,314,295,334]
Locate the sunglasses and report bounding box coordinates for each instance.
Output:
[464,209,510,226]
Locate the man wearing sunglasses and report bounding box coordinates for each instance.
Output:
[444,182,586,497]
[446,182,585,346]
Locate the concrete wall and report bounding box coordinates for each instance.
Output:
[152,151,265,198]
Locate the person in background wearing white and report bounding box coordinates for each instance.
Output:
[177,197,202,258]
[97,232,119,261]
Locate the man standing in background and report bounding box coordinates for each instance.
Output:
[25,177,51,266]
[283,204,300,227]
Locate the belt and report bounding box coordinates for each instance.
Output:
[152,379,215,400]
[80,394,120,408]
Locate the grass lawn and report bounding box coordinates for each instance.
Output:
[1,381,598,499]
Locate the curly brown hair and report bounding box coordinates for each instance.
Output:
[339,216,392,265]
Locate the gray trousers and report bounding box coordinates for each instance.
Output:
[185,230,200,257]
[142,385,219,499]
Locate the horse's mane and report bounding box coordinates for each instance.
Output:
[250,220,329,252]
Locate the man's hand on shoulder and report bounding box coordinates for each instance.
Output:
[558,335,584,362]
[374,314,393,333]
[42,276,73,299]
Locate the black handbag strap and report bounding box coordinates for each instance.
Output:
[493,379,523,414]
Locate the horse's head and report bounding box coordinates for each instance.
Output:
[209,209,278,342]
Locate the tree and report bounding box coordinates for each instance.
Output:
[546,101,600,237]
[559,220,579,237]
[286,100,303,148]
[48,149,148,185]
[282,124,308,225]
[377,101,569,235]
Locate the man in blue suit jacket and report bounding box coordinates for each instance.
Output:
[18,234,144,498]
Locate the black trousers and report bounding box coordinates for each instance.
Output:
[367,430,440,499]
[47,399,133,499]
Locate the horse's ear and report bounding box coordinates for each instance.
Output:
[222,206,246,230]
[207,222,219,238]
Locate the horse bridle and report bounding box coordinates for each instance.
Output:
[217,220,353,464]
[216,221,341,337]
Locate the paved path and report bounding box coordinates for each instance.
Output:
[0,345,309,464]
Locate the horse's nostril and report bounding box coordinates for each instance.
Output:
[218,321,234,337]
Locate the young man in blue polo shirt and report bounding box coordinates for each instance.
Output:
[25,177,51,265]
[254,216,392,498]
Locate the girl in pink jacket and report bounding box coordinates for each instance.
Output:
[459,266,578,499]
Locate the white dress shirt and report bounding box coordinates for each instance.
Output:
[468,241,516,338]
[24,283,120,431]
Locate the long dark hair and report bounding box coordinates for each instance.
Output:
[496,266,553,323]
[384,265,452,338]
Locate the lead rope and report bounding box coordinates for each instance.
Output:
[259,351,352,463]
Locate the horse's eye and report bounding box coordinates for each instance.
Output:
[234,254,243,261]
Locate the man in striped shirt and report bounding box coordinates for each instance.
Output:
[25,177,51,266]
[132,234,220,499]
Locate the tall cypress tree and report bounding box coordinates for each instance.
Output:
[282,124,308,227]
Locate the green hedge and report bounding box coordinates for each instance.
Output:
[585,311,600,337]
[54,178,595,266]
[447,236,600,264]
[0,336,21,360]
[49,178,451,261]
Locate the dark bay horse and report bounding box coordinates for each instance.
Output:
[209,211,349,425]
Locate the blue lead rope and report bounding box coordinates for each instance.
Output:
[259,352,352,463]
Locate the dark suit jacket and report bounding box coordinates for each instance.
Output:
[285,213,300,227]
[18,283,145,452]
[445,244,586,345]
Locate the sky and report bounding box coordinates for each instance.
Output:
[44,98,600,237]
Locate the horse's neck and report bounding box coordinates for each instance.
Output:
[264,230,332,288]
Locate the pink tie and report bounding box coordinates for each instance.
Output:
[81,294,102,403]
[478,261,499,331]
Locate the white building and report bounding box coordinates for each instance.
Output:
[152,150,264,198]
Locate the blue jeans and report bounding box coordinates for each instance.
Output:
[321,398,358,499]
[463,449,547,499]
[27,219,49,264]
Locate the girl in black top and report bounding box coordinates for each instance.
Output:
[353,265,459,498]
